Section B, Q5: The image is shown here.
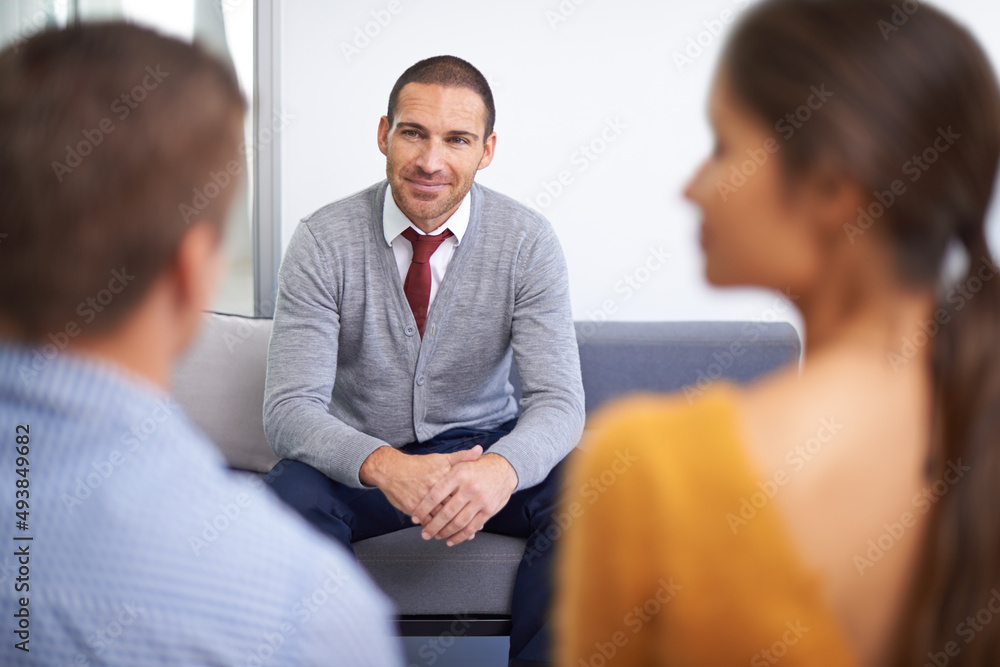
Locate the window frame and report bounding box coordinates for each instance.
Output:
[252,0,281,318]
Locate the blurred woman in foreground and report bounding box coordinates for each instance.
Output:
[556,0,1000,665]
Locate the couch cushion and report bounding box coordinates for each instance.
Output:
[353,527,523,615]
[575,320,799,413]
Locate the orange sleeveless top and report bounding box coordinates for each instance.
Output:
[556,386,856,666]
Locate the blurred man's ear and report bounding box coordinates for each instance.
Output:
[168,221,225,354]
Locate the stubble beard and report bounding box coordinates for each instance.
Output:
[386,154,474,226]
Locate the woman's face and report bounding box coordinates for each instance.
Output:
[684,72,824,292]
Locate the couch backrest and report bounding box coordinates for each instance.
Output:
[571,320,799,414]
[172,313,800,473]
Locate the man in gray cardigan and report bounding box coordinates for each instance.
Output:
[263,56,584,666]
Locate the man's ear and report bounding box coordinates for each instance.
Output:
[377,116,391,157]
[477,132,497,171]
[169,222,223,348]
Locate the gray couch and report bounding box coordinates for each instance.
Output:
[171,313,800,635]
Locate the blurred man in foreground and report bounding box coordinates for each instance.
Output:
[0,22,401,666]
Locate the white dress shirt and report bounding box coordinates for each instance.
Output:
[383,184,471,309]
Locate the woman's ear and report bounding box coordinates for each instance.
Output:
[800,164,867,241]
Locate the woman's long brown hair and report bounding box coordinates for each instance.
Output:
[723,1,1000,663]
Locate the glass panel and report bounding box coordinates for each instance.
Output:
[0,1,71,48]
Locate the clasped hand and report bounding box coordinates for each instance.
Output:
[359,445,518,547]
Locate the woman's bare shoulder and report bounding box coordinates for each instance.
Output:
[734,350,932,665]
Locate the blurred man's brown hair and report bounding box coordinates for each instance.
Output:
[0,22,246,341]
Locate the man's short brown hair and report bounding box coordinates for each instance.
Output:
[0,22,246,341]
[387,55,495,138]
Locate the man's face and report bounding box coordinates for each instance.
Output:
[378,82,496,232]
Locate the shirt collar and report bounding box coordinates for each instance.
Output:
[382,184,470,246]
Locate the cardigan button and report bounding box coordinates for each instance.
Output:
[404,325,416,337]
[416,376,425,386]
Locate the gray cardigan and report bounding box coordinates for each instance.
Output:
[263,181,585,491]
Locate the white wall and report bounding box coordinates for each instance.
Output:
[279,0,1000,337]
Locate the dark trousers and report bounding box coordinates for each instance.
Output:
[264,419,565,666]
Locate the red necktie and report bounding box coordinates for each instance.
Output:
[401,227,453,338]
